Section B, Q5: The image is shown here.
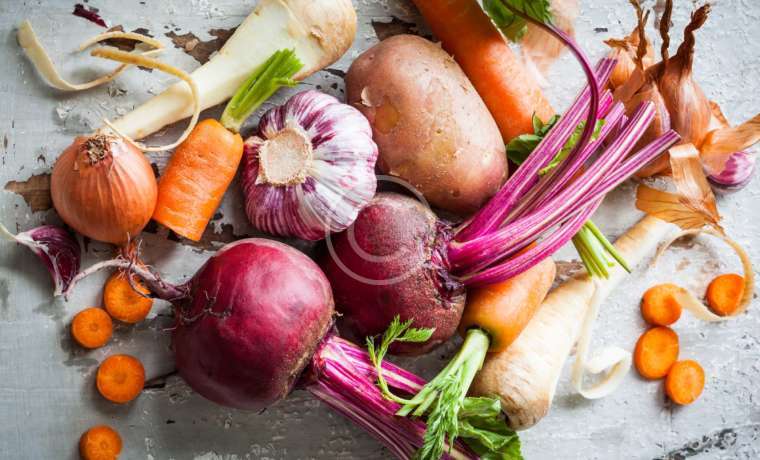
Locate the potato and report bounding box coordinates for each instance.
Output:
[346,34,507,215]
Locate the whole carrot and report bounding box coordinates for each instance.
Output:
[411,0,554,141]
[153,119,243,241]
[153,49,303,241]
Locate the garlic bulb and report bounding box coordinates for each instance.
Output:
[242,90,378,241]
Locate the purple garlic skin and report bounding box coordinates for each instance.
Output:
[0,224,81,295]
[242,90,378,241]
[707,151,756,194]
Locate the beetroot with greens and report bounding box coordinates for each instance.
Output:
[325,61,679,355]
[62,237,520,459]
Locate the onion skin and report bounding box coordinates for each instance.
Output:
[172,238,334,411]
[51,134,157,245]
[631,80,673,177]
[657,5,712,149]
[322,192,466,356]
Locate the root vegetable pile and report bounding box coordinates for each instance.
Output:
[6,0,757,459]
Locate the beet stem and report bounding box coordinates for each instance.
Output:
[63,257,186,301]
[308,335,476,460]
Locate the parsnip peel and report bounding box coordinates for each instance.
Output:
[92,47,200,152]
[17,20,162,91]
[653,228,754,321]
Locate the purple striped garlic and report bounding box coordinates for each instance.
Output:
[242,90,378,241]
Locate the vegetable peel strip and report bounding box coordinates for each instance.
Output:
[17,20,162,91]
[652,228,754,322]
[571,279,632,399]
[91,47,200,152]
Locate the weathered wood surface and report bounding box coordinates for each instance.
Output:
[0,0,758,459]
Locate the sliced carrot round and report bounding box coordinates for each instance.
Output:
[633,326,679,380]
[665,359,705,405]
[103,271,153,324]
[71,308,113,349]
[96,354,145,404]
[705,273,745,316]
[641,283,682,326]
[79,425,122,460]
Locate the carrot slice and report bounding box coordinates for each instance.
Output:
[79,425,122,460]
[705,273,745,316]
[152,119,244,241]
[410,0,555,141]
[103,271,153,324]
[71,307,113,349]
[665,359,705,405]
[633,326,679,380]
[96,354,145,404]
[641,283,683,326]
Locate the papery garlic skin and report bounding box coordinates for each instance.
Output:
[242,90,378,241]
[707,151,756,194]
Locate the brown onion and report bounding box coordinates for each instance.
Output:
[656,2,712,147]
[51,133,157,245]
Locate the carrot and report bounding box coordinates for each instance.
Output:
[410,0,554,141]
[633,326,679,380]
[103,271,153,324]
[96,354,145,404]
[71,307,113,349]
[459,256,556,352]
[665,359,705,405]
[79,425,122,460]
[640,283,683,326]
[152,119,244,241]
[706,273,745,316]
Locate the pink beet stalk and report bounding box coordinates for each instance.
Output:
[306,335,475,460]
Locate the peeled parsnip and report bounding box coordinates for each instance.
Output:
[111,0,357,140]
[470,215,673,430]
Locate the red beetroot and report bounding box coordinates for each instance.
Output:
[322,193,465,355]
[171,239,333,410]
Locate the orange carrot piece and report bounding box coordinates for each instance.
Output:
[633,326,679,380]
[71,307,113,349]
[706,273,745,316]
[410,0,555,141]
[665,360,705,405]
[96,354,145,404]
[152,119,243,241]
[103,271,153,324]
[641,283,683,326]
[459,257,556,352]
[79,425,122,460]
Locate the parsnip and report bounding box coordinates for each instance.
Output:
[111,0,356,140]
[470,215,673,430]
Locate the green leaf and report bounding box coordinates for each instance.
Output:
[367,316,434,404]
[506,114,559,165]
[538,119,605,175]
[483,0,553,42]
[459,397,523,460]
[415,373,463,460]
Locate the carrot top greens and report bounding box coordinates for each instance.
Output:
[368,317,522,460]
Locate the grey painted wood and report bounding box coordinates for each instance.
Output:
[0,0,758,459]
